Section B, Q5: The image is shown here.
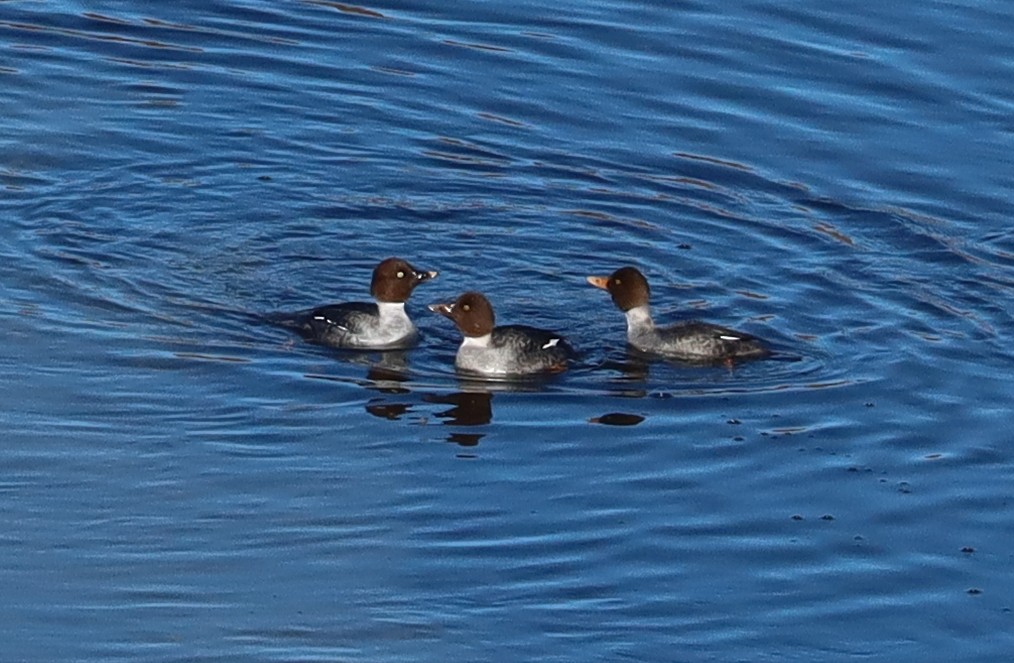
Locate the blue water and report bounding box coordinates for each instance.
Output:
[3,0,1014,660]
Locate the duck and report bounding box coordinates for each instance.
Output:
[586,266,769,362]
[284,257,437,349]
[428,291,573,376]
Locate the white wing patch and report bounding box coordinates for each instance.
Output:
[542,338,560,350]
[719,334,741,341]
[314,315,348,332]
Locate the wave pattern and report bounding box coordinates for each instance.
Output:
[2,0,1013,659]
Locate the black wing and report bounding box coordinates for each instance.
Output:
[289,301,379,345]
[493,325,574,359]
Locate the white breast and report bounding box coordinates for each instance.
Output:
[356,302,416,347]
[455,334,514,375]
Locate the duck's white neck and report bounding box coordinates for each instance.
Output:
[377,301,408,322]
[460,333,492,348]
[624,305,654,335]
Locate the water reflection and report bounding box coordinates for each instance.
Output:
[601,353,651,398]
[426,390,494,427]
[589,412,645,426]
[363,352,411,393]
[446,432,483,447]
[341,351,499,445]
[300,350,415,420]
[361,351,414,420]
[315,342,825,444]
[364,400,412,420]
[305,348,412,386]
[363,368,561,446]
[425,390,493,447]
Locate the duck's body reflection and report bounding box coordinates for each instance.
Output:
[425,390,494,447]
[364,386,494,446]
[358,357,565,446]
[425,390,493,426]
[363,352,411,393]
[358,351,415,418]
[334,348,495,445]
[310,344,701,446]
[351,348,651,445]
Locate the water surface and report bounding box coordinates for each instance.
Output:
[2,0,1013,660]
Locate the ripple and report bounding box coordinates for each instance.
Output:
[3,0,1014,660]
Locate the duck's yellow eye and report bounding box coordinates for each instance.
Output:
[396,271,405,279]
[462,304,470,311]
